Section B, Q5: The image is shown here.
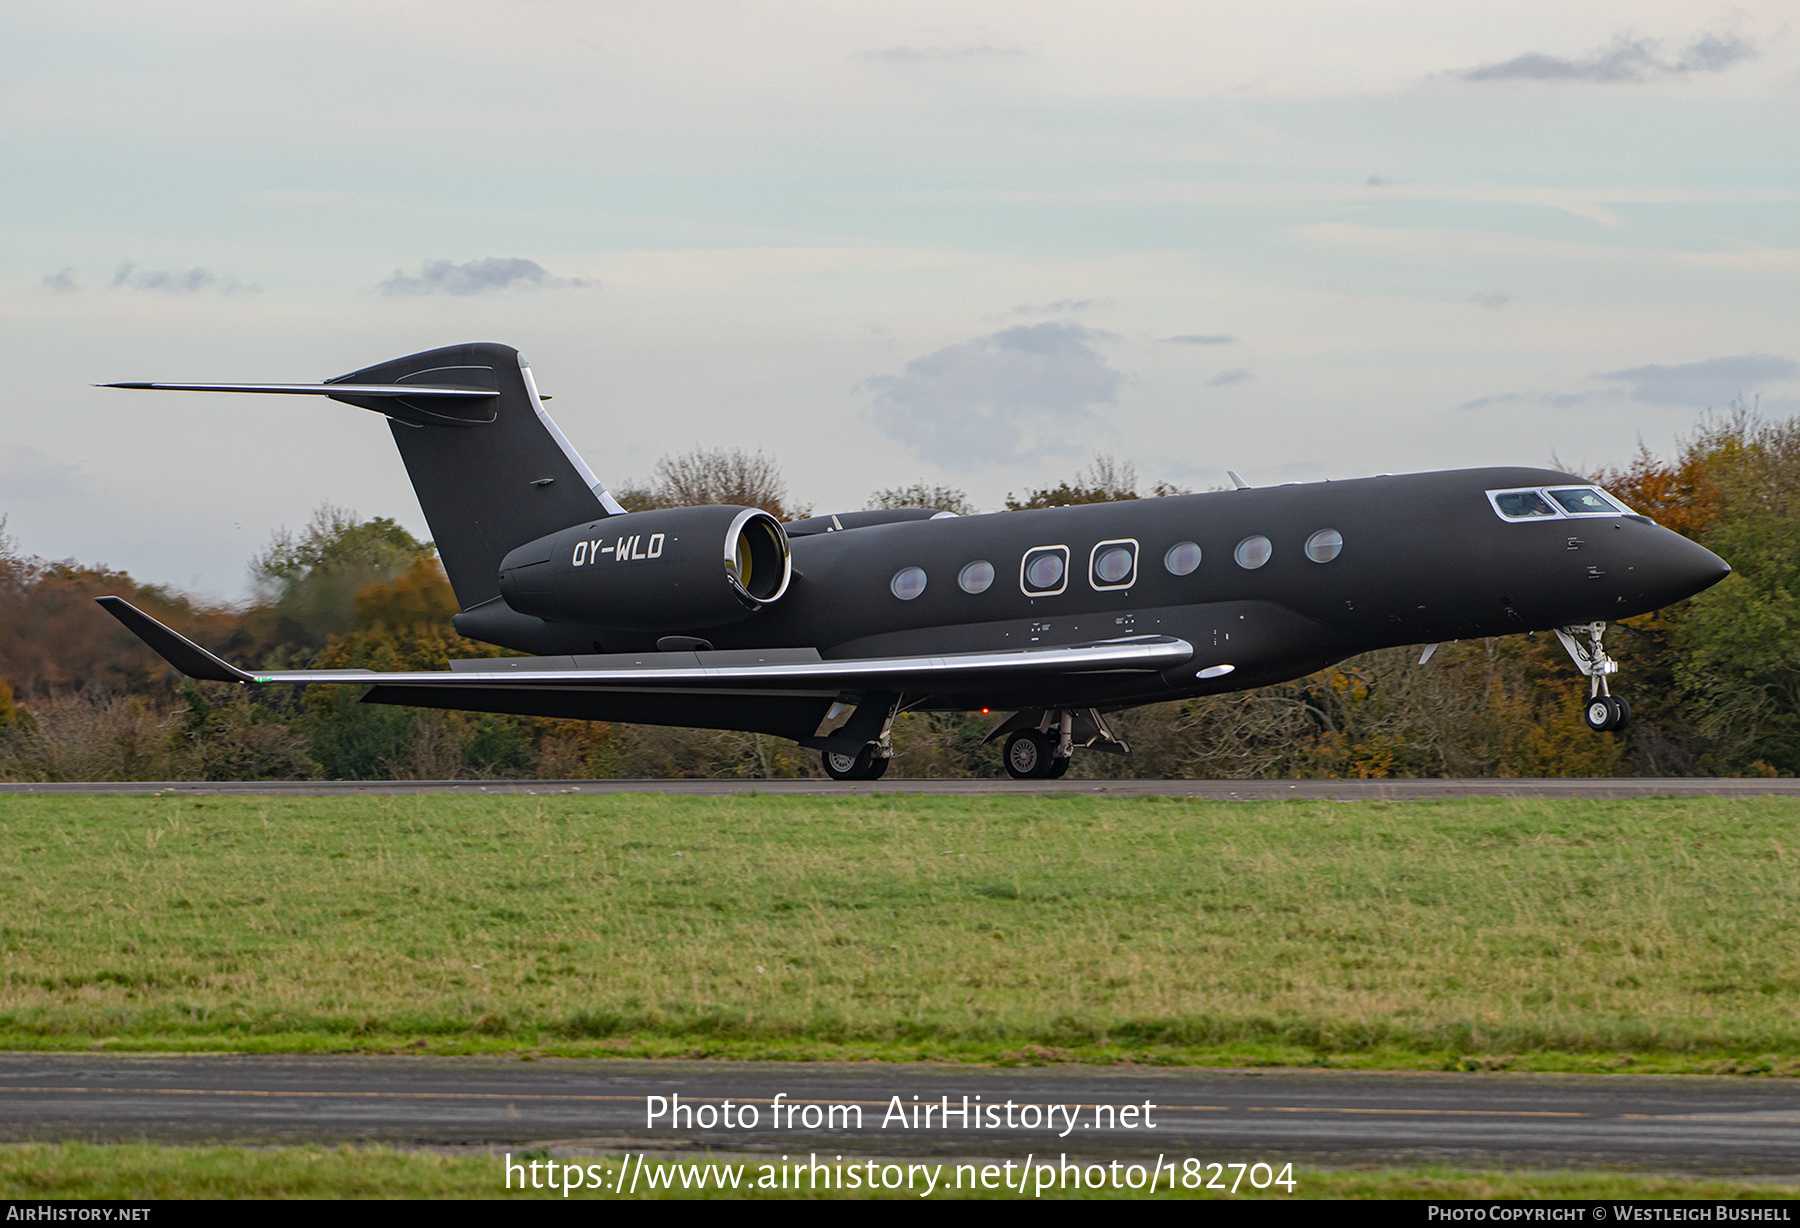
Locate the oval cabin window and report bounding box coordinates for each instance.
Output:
[890,567,928,600]
[1234,535,1272,570]
[1164,541,1201,576]
[1305,529,1343,563]
[958,560,995,594]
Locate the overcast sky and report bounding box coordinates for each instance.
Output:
[5,1,1798,598]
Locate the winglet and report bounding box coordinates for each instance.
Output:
[95,596,253,683]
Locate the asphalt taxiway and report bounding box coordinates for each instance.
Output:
[3,1055,1797,1174]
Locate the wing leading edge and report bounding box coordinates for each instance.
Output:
[95,596,1193,695]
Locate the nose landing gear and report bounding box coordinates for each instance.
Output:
[1583,695,1632,733]
[1556,621,1631,732]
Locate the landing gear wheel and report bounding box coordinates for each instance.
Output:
[1583,696,1629,732]
[1045,755,1071,779]
[1003,730,1054,780]
[822,745,889,781]
[1560,624,1629,735]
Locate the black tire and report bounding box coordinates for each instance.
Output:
[1611,695,1631,732]
[1002,730,1053,779]
[1583,696,1625,732]
[822,745,884,780]
[1045,754,1071,779]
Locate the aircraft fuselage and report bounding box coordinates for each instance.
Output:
[506,465,1727,714]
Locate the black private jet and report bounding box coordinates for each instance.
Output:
[98,342,1731,779]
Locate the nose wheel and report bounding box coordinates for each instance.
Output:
[1558,622,1631,734]
[1583,695,1632,732]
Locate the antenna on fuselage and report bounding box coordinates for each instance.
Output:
[1226,470,1251,490]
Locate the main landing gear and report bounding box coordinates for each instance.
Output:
[1555,621,1632,733]
[988,708,1130,779]
[1003,729,1071,780]
[815,691,897,780]
[821,744,890,781]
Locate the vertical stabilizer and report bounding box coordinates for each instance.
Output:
[327,342,624,609]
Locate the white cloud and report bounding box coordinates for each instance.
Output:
[1458,355,1800,413]
[863,322,1123,468]
[1462,30,1758,83]
[111,259,258,295]
[377,258,595,297]
[1594,354,1799,406]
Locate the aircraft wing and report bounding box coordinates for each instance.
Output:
[95,596,1193,694]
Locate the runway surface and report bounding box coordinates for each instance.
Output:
[5,778,1800,799]
[4,1055,1798,1173]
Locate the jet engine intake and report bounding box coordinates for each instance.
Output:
[497,505,792,630]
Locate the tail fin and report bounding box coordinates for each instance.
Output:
[325,343,625,609]
[105,342,627,610]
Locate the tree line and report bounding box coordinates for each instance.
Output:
[1,411,1794,781]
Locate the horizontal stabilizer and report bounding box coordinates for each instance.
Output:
[95,597,1191,694]
[98,382,496,399]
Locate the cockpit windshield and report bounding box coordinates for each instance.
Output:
[1547,487,1627,516]
[1493,490,1558,519]
[1488,485,1633,522]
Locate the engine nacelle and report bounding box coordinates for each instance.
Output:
[497,506,792,631]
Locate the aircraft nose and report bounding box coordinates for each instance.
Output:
[1640,527,1731,605]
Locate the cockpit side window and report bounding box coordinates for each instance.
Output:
[1548,487,1629,516]
[1490,489,1559,519]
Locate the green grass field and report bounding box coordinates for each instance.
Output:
[3,792,1800,1068]
[1,1144,1794,1200]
